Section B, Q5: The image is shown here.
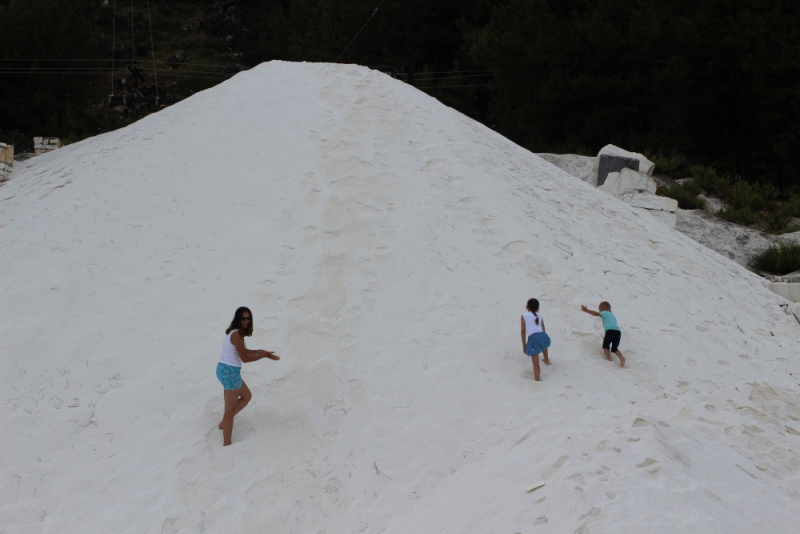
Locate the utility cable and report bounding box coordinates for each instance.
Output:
[130,0,135,63]
[111,0,116,95]
[336,3,383,63]
[146,0,159,101]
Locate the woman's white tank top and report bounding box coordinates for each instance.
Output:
[219,330,243,367]
[523,311,544,336]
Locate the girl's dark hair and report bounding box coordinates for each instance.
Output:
[527,298,540,325]
[226,306,254,337]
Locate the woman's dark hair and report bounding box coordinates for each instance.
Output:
[226,306,254,337]
[527,298,540,325]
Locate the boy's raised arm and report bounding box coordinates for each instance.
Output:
[580,305,601,317]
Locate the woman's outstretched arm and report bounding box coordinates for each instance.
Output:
[231,331,280,362]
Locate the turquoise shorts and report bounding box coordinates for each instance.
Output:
[216,362,242,390]
[525,332,551,356]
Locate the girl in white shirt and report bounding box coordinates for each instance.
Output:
[520,298,552,381]
[216,306,280,446]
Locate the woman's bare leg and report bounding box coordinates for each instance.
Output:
[532,354,541,381]
[219,381,252,431]
[221,388,240,446]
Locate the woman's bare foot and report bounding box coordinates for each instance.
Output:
[617,353,626,368]
[543,358,551,365]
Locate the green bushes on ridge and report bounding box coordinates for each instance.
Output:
[753,243,800,274]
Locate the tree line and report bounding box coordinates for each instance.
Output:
[1,0,798,188]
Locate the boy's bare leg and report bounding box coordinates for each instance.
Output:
[603,348,613,362]
[219,381,252,429]
[532,354,541,381]
[614,351,625,368]
[542,348,551,365]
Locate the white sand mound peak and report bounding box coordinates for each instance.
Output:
[2,61,800,533]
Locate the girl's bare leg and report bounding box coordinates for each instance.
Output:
[219,381,252,429]
[532,354,541,381]
[603,348,613,361]
[614,351,625,368]
[542,348,551,365]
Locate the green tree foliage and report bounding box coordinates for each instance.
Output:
[0,0,104,137]
[465,0,800,187]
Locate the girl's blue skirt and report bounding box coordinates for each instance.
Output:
[525,332,551,356]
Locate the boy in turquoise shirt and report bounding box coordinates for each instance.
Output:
[580,301,625,368]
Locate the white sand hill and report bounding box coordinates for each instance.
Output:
[2,62,800,533]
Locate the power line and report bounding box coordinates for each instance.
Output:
[146,0,159,102]
[111,0,116,94]
[336,4,382,63]
[130,0,135,64]
[416,84,491,90]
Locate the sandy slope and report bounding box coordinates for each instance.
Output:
[2,62,800,533]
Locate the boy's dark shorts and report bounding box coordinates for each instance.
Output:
[602,329,621,352]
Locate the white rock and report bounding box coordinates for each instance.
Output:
[630,193,678,212]
[0,142,7,148]
[536,153,597,185]
[33,137,42,144]
[791,302,800,324]
[599,168,657,196]
[698,194,725,214]
[646,209,678,228]
[594,144,655,177]
[766,282,800,302]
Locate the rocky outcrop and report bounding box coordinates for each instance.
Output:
[599,168,678,228]
[34,137,61,156]
[765,282,800,302]
[675,209,774,266]
[592,144,655,186]
[0,143,13,182]
[536,153,597,185]
[599,168,657,195]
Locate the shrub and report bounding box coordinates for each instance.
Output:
[718,206,760,226]
[764,209,793,234]
[650,153,685,177]
[784,194,800,217]
[726,180,770,212]
[691,165,733,197]
[656,183,706,210]
[753,242,800,274]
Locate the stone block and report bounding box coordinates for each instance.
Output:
[766,282,800,302]
[599,168,657,196]
[33,137,42,144]
[596,144,655,176]
[791,302,800,324]
[630,193,678,212]
[597,154,639,186]
[537,153,598,185]
[0,144,13,164]
[788,270,800,283]
[647,209,677,228]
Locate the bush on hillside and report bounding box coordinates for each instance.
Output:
[691,165,733,197]
[753,242,800,274]
[650,153,686,177]
[656,182,706,210]
[763,209,800,234]
[717,206,760,226]
[784,194,800,217]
